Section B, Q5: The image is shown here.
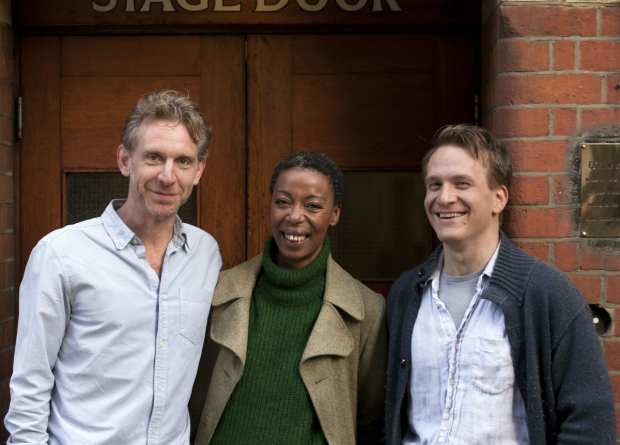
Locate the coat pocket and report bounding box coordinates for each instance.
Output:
[179,288,214,344]
[470,335,515,395]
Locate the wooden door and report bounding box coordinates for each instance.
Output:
[247,34,477,295]
[20,35,245,272]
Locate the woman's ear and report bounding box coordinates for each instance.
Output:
[330,205,342,226]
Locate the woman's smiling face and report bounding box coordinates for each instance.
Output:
[270,167,341,270]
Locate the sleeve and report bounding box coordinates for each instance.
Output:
[551,300,617,444]
[4,241,72,445]
[357,293,388,445]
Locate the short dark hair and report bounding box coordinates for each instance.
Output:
[121,90,211,161]
[423,124,512,193]
[270,151,345,206]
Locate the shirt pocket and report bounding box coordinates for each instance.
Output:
[470,335,515,394]
[179,288,214,345]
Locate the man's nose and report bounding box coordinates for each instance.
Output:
[158,160,176,184]
[437,184,457,204]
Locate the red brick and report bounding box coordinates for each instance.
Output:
[496,74,601,106]
[569,275,601,304]
[0,291,12,321]
[513,241,549,261]
[605,341,620,371]
[503,140,574,173]
[554,242,578,272]
[499,6,597,38]
[5,261,12,288]
[582,242,620,271]
[553,108,577,137]
[0,116,12,143]
[0,263,5,290]
[495,40,549,73]
[582,108,620,138]
[508,175,549,205]
[554,40,575,71]
[0,175,12,201]
[553,175,579,204]
[607,74,620,104]
[0,26,13,58]
[607,275,620,304]
[493,108,549,137]
[0,234,13,260]
[0,55,12,85]
[611,373,620,403]
[602,7,620,36]
[503,208,578,238]
[615,310,620,336]
[4,145,11,175]
[581,41,620,71]
[0,348,13,381]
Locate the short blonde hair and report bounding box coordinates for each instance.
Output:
[121,90,211,161]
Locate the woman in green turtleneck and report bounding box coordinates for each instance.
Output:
[192,151,387,445]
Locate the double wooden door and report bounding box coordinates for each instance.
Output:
[20,34,475,292]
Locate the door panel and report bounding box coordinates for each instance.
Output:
[21,35,245,272]
[61,76,201,168]
[247,33,476,295]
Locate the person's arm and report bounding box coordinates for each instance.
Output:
[4,241,71,444]
[357,291,388,445]
[551,302,616,444]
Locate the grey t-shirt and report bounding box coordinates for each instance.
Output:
[439,267,485,329]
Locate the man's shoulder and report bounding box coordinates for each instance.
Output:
[181,223,220,252]
[40,217,104,247]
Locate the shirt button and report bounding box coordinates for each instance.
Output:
[159,341,164,347]
[157,384,163,391]
[132,239,138,245]
[449,379,455,386]
[400,358,406,368]
[436,302,441,308]
[418,269,425,278]
[443,420,450,427]
[151,429,156,435]
[454,338,459,344]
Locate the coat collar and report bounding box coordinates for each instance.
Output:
[210,253,364,364]
[412,231,538,309]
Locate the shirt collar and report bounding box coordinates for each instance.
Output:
[422,239,502,287]
[101,199,188,251]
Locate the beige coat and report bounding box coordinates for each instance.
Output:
[189,254,388,445]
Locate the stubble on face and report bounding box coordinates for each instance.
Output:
[128,162,194,219]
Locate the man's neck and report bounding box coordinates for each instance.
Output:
[116,198,175,249]
[442,232,500,277]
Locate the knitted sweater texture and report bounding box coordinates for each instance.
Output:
[210,237,329,445]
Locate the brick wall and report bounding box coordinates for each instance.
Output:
[481,0,620,436]
[0,0,12,439]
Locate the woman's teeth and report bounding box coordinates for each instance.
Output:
[285,234,307,242]
[440,212,465,219]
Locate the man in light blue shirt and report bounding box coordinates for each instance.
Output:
[5,90,222,445]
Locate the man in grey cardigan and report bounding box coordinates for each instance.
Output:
[384,124,616,445]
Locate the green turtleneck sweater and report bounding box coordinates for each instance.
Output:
[210,237,330,445]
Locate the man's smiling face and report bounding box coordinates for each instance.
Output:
[424,144,507,250]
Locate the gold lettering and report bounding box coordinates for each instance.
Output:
[140,0,176,11]
[177,0,209,10]
[93,0,117,12]
[255,0,289,12]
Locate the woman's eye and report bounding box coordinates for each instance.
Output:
[275,199,288,206]
[307,203,323,210]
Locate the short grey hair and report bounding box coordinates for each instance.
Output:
[121,90,211,161]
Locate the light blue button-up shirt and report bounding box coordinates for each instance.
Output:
[404,242,529,445]
[5,200,221,445]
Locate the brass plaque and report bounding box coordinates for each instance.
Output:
[581,143,620,237]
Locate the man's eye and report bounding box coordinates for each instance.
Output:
[147,155,158,161]
[179,159,189,165]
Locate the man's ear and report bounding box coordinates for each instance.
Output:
[492,185,509,216]
[192,158,207,185]
[117,145,132,178]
